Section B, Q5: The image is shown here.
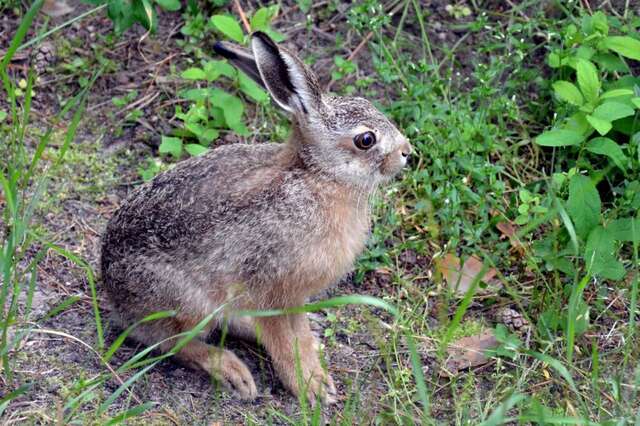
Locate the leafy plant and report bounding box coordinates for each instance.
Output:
[534,12,640,284]
[87,0,182,35]
[157,7,280,162]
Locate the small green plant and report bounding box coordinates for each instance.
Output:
[444,3,471,20]
[534,11,640,285]
[515,188,548,226]
[156,6,282,163]
[87,0,182,35]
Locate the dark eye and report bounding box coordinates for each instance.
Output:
[353,131,377,150]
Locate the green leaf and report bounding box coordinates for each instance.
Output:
[0,110,6,122]
[563,297,589,337]
[586,114,612,135]
[179,88,213,102]
[132,0,157,32]
[238,71,269,104]
[535,129,584,147]
[185,121,205,136]
[250,7,273,31]
[155,0,180,11]
[297,0,312,13]
[601,88,634,99]
[606,218,640,243]
[564,112,591,135]
[158,136,183,158]
[585,137,628,171]
[585,226,626,280]
[593,52,629,72]
[204,60,236,80]
[602,36,640,61]
[553,81,584,106]
[592,101,635,122]
[210,15,244,43]
[211,89,245,133]
[567,174,601,239]
[591,11,609,35]
[199,128,219,145]
[632,97,640,109]
[185,144,209,156]
[264,28,286,43]
[180,67,206,80]
[576,59,600,103]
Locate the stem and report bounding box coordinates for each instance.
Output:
[18,4,107,52]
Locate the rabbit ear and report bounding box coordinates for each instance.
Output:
[213,41,265,89]
[251,31,322,114]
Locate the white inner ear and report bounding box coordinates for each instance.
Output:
[280,52,313,113]
[251,38,294,113]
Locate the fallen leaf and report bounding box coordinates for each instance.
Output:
[496,221,517,238]
[435,254,497,295]
[42,0,73,17]
[496,220,529,256]
[441,331,498,376]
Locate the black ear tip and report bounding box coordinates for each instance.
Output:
[213,41,237,59]
[251,31,277,49]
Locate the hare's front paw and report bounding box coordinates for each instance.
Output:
[304,367,337,405]
[211,349,258,400]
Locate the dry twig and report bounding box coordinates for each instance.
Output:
[233,0,251,34]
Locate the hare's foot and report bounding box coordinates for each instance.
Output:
[257,314,337,405]
[176,339,257,400]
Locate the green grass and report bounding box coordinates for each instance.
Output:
[2,0,640,424]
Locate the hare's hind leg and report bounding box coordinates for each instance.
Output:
[105,258,257,400]
[166,337,258,400]
[126,314,257,400]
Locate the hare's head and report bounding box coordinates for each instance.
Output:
[214,32,411,188]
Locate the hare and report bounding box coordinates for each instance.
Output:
[101,32,411,405]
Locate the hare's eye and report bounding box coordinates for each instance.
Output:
[353,131,376,150]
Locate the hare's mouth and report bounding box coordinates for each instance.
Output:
[380,155,406,178]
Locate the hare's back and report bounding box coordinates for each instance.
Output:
[102,143,287,259]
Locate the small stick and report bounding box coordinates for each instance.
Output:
[233,0,251,34]
[347,31,374,62]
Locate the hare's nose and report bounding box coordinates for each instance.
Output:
[400,140,412,158]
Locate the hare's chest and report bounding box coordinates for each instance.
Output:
[307,206,370,289]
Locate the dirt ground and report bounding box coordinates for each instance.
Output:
[1,1,457,424]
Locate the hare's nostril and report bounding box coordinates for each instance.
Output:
[400,140,412,158]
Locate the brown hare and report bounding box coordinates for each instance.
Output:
[101,32,411,405]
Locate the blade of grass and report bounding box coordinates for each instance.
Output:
[478,393,526,426]
[98,363,157,415]
[440,262,487,353]
[623,214,639,371]
[566,273,591,365]
[17,4,107,52]
[0,0,44,72]
[40,241,104,350]
[526,350,580,398]
[0,383,31,417]
[104,310,176,363]
[103,402,156,426]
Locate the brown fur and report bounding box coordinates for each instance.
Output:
[101,32,410,404]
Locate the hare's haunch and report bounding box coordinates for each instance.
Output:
[101,32,411,404]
